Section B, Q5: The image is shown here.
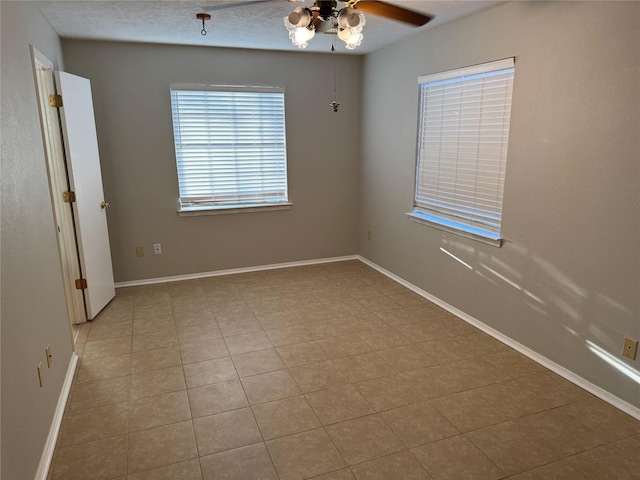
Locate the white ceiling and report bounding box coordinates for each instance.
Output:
[34,0,503,55]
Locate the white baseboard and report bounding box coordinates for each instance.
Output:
[115,255,359,288]
[35,352,78,480]
[357,255,640,421]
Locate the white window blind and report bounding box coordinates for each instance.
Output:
[170,85,288,211]
[414,58,515,241]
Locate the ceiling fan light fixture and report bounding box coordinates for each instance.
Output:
[338,27,363,49]
[337,7,364,29]
[287,6,312,28]
[284,15,315,48]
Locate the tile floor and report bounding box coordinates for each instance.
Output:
[48,260,640,480]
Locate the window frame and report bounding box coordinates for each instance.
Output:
[408,58,515,247]
[170,84,291,217]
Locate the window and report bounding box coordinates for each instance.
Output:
[410,58,515,246]
[170,85,290,215]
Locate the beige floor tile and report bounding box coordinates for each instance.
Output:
[376,344,438,373]
[558,397,640,442]
[132,329,178,352]
[183,357,237,388]
[134,291,171,306]
[277,341,330,367]
[380,400,459,448]
[132,314,175,335]
[200,443,278,480]
[400,358,503,399]
[213,302,256,322]
[249,296,290,315]
[375,308,423,328]
[69,375,130,411]
[355,375,422,412]
[129,390,191,431]
[266,324,315,347]
[566,441,640,480]
[508,460,587,480]
[225,331,273,355]
[188,378,249,418]
[411,435,505,480]
[257,310,300,329]
[179,337,229,364]
[133,302,173,319]
[193,407,263,456]
[450,331,509,357]
[513,371,591,408]
[127,420,198,474]
[130,365,185,400]
[49,435,127,480]
[76,354,131,384]
[333,352,396,383]
[484,350,547,380]
[173,308,215,328]
[241,369,302,405]
[87,320,133,342]
[351,451,433,480]
[325,414,404,465]
[413,338,476,365]
[465,409,605,475]
[289,359,351,393]
[396,323,449,343]
[305,384,375,425]
[217,317,263,337]
[388,291,430,307]
[308,469,356,480]
[306,317,357,340]
[131,345,182,374]
[93,306,133,324]
[266,428,346,480]
[357,296,402,312]
[431,315,478,336]
[177,320,223,344]
[57,401,129,447]
[291,304,335,324]
[83,336,132,360]
[252,395,321,440]
[127,458,202,480]
[429,380,547,432]
[232,348,286,377]
[328,300,370,316]
[318,334,373,359]
[358,328,413,350]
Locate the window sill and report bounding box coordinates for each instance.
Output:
[406,211,503,247]
[178,203,293,217]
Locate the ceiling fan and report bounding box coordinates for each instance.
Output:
[202,0,433,50]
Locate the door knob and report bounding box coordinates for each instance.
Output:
[100,201,111,209]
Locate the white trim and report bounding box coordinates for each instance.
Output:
[407,212,503,248]
[357,255,640,421]
[35,353,79,480]
[418,57,515,84]
[115,255,359,288]
[178,203,293,217]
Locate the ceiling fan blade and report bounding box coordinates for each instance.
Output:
[352,0,432,26]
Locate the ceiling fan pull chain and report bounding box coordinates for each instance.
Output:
[196,13,211,36]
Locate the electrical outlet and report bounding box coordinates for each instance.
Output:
[153,243,162,255]
[367,231,372,241]
[45,345,53,368]
[623,338,638,360]
[136,246,144,257]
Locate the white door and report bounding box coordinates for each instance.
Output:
[55,71,115,319]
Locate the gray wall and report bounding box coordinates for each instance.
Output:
[359,1,639,408]
[1,2,75,479]
[62,40,363,283]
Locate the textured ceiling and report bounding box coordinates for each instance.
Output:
[34,0,502,55]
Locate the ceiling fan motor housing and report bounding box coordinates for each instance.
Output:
[316,0,338,20]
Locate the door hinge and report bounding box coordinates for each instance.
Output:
[75,278,88,290]
[63,191,76,203]
[49,94,63,108]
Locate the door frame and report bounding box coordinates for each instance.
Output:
[30,46,86,328]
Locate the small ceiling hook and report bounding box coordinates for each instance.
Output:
[196,13,211,36]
